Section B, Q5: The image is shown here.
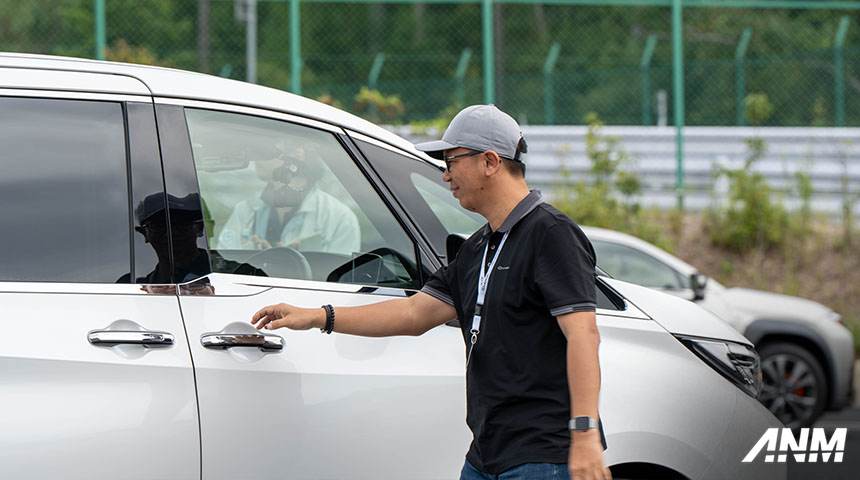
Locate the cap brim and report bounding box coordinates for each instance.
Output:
[414,139,458,160]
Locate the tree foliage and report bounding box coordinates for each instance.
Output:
[1,1,858,126]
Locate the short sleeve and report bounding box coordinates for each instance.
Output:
[534,222,597,316]
[421,263,456,307]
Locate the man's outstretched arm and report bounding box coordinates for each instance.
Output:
[251,291,457,338]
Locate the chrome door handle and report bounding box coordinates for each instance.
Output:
[88,330,174,347]
[201,333,284,351]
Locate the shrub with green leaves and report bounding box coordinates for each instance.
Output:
[553,113,669,250]
[353,87,404,124]
[706,137,790,251]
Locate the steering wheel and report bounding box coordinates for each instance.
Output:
[234,246,312,280]
[326,247,420,287]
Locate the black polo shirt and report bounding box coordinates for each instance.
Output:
[422,190,598,474]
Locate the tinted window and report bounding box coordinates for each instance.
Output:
[592,240,683,290]
[355,140,484,257]
[0,97,130,283]
[186,109,420,289]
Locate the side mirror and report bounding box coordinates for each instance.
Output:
[690,273,708,300]
[446,234,468,265]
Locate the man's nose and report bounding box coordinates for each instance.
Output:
[442,169,452,182]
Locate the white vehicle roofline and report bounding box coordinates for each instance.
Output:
[0,52,429,161]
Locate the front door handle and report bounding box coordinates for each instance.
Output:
[88,330,174,347]
[201,333,284,351]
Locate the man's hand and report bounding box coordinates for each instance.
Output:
[251,303,324,331]
[249,293,455,338]
[569,431,611,480]
[248,235,273,250]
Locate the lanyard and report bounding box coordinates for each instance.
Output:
[466,231,509,367]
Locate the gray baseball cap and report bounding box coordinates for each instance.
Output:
[415,104,524,161]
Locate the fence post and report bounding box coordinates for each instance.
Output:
[369,53,386,119]
[640,34,657,126]
[672,0,685,210]
[94,0,106,60]
[735,28,752,126]
[290,0,302,95]
[543,42,560,125]
[482,0,494,104]
[369,53,386,91]
[456,48,473,108]
[246,0,258,83]
[835,16,850,127]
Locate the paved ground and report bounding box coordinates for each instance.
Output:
[786,359,860,480]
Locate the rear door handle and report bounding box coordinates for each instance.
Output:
[201,333,284,352]
[88,330,174,347]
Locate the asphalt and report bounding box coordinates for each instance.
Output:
[786,359,860,480]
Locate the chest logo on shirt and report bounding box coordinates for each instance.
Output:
[497,266,510,270]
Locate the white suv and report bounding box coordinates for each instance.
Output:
[0,53,784,479]
[583,225,854,429]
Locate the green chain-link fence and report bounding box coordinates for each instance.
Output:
[2,0,859,127]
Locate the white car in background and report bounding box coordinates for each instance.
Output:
[583,226,855,429]
[0,52,784,479]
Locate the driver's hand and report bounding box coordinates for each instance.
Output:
[249,235,273,250]
[251,303,324,331]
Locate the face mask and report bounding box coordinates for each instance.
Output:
[259,154,312,208]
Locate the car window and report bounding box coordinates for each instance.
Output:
[592,240,684,290]
[353,139,484,257]
[185,109,420,289]
[411,173,485,236]
[0,97,130,283]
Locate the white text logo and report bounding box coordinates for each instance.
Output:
[742,428,847,463]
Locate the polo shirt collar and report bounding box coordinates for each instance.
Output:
[482,189,544,237]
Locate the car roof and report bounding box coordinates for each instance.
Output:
[0,52,427,159]
[581,225,698,276]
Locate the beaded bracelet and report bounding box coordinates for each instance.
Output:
[320,304,335,334]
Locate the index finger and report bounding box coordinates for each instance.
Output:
[251,305,276,325]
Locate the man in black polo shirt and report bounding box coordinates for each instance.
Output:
[251,104,609,480]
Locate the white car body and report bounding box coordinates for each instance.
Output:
[583,225,854,427]
[0,52,784,479]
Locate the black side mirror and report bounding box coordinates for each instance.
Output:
[691,273,708,300]
[446,234,468,265]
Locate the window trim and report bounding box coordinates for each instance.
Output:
[154,97,340,134]
[0,88,150,104]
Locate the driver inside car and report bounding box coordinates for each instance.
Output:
[215,143,360,255]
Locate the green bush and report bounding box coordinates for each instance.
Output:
[553,113,670,250]
[353,87,405,124]
[706,95,794,252]
[706,137,790,252]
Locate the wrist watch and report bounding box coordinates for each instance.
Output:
[569,416,598,432]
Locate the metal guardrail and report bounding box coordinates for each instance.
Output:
[391,125,860,218]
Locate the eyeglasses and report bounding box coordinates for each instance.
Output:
[442,150,482,171]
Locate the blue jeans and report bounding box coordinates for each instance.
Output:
[460,459,570,480]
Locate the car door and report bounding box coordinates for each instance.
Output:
[0,79,199,479]
[155,101,470,479]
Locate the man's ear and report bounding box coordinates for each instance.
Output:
[482,150,502,176]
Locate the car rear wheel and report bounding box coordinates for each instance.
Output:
[757,342,827,429]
